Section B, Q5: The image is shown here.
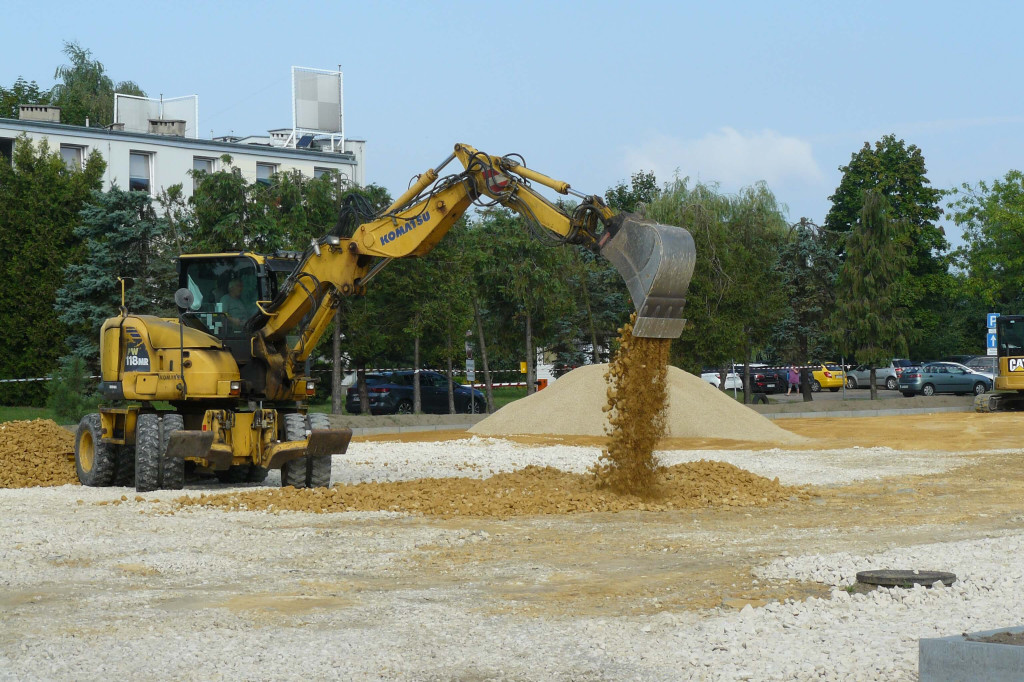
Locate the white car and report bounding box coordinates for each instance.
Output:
[965,356,997,382]
[701,371,742,390]
[943,361,994,382]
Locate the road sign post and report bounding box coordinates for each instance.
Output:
[987,313,1000,356]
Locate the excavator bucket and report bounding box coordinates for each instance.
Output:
[599,214,696,338]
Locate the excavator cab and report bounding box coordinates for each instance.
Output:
[177,255,266,341]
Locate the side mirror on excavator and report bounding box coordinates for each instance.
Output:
[174,288,195,310]
[598,214,696,339]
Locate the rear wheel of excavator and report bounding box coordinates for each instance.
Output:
[75,414,116,486]
[280,412,332,489]
[135,413,185,493]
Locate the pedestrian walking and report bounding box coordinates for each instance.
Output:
[786,365,799,395]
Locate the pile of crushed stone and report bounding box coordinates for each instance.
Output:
[0,419,78,488]
[176,460,807,517]
[471,364,803,443]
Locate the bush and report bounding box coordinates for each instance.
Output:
[46,355,100,424]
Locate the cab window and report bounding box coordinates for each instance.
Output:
[179,257,260,339]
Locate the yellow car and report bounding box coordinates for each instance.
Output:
[810,363,845,392]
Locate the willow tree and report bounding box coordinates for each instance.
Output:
[51,41,145,127]
[645,180,789,402]
[829,190,914,399]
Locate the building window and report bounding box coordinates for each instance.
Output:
[256,162,277,185]
[193,156,215,191]
[60,145,85,171]
[129,152,152,193]
[313,167,332,179]
[0,138,13,165]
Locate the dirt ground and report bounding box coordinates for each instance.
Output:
[342,411,1024,615]
[8,411,1024,621]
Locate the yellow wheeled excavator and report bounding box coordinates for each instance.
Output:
[74,143,696,492]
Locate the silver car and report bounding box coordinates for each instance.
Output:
[845,358,914,390]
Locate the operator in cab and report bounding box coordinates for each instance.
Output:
[219,279,251,330]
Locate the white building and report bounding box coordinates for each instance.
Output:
[0,106,364,199]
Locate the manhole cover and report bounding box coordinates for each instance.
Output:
[856,569,956,588]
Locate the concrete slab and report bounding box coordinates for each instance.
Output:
[920,626,1024,681]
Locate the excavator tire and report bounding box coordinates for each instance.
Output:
[281,413,308,488]
[135,414,186,493]
[113,446,136,487]
[160,414,185,490]
[75,414,117,487]
[280,413,332,488]
[306,413,333,487]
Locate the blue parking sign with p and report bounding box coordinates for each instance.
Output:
[987,312,1000,328]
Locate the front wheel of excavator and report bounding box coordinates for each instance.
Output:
[135,413,185,493]
[280,412,332,489]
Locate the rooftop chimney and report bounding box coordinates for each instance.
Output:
[19,105,61,123]
[148,119,186,136]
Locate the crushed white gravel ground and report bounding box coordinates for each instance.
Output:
[1,438,1019,681]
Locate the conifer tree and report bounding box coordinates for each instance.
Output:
[0,136,104,405]
[830,190,915,399]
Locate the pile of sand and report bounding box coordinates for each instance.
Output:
[0,419,78,488]
[176,461,806,517]
[471,364,802,443]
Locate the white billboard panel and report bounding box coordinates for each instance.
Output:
[114,94,199,138]
[292,67,343,136]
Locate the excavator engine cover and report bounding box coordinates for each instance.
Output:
[599,215,696,338]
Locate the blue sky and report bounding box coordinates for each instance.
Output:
[3,1,1022,242]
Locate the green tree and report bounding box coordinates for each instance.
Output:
[46,355,100,423]
[605,170,659,213]
[825,135,948,359]
[188,158,260,252]
[829,191,915,398]
[51,41,145,127]
[769,219,842,363]
[189,159,390,253]
[0,77,52,119]
[825,134,945,274]
[645,179,789,400]
[0,136,105,405]
[55,188,177,367]
[420,220,475,412]
[472,208,573,394]
[949,169,1024,310]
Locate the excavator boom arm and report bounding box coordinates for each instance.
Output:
[252,144,695,395]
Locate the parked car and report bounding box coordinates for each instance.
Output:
[700,370,742,390]
[727,365,788,394]
[345,370,486,414]
[754,368,787,393]
[965,355,998,381]
[898,362,992,397]
[845,359,915,390]
[810,364,845,392]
